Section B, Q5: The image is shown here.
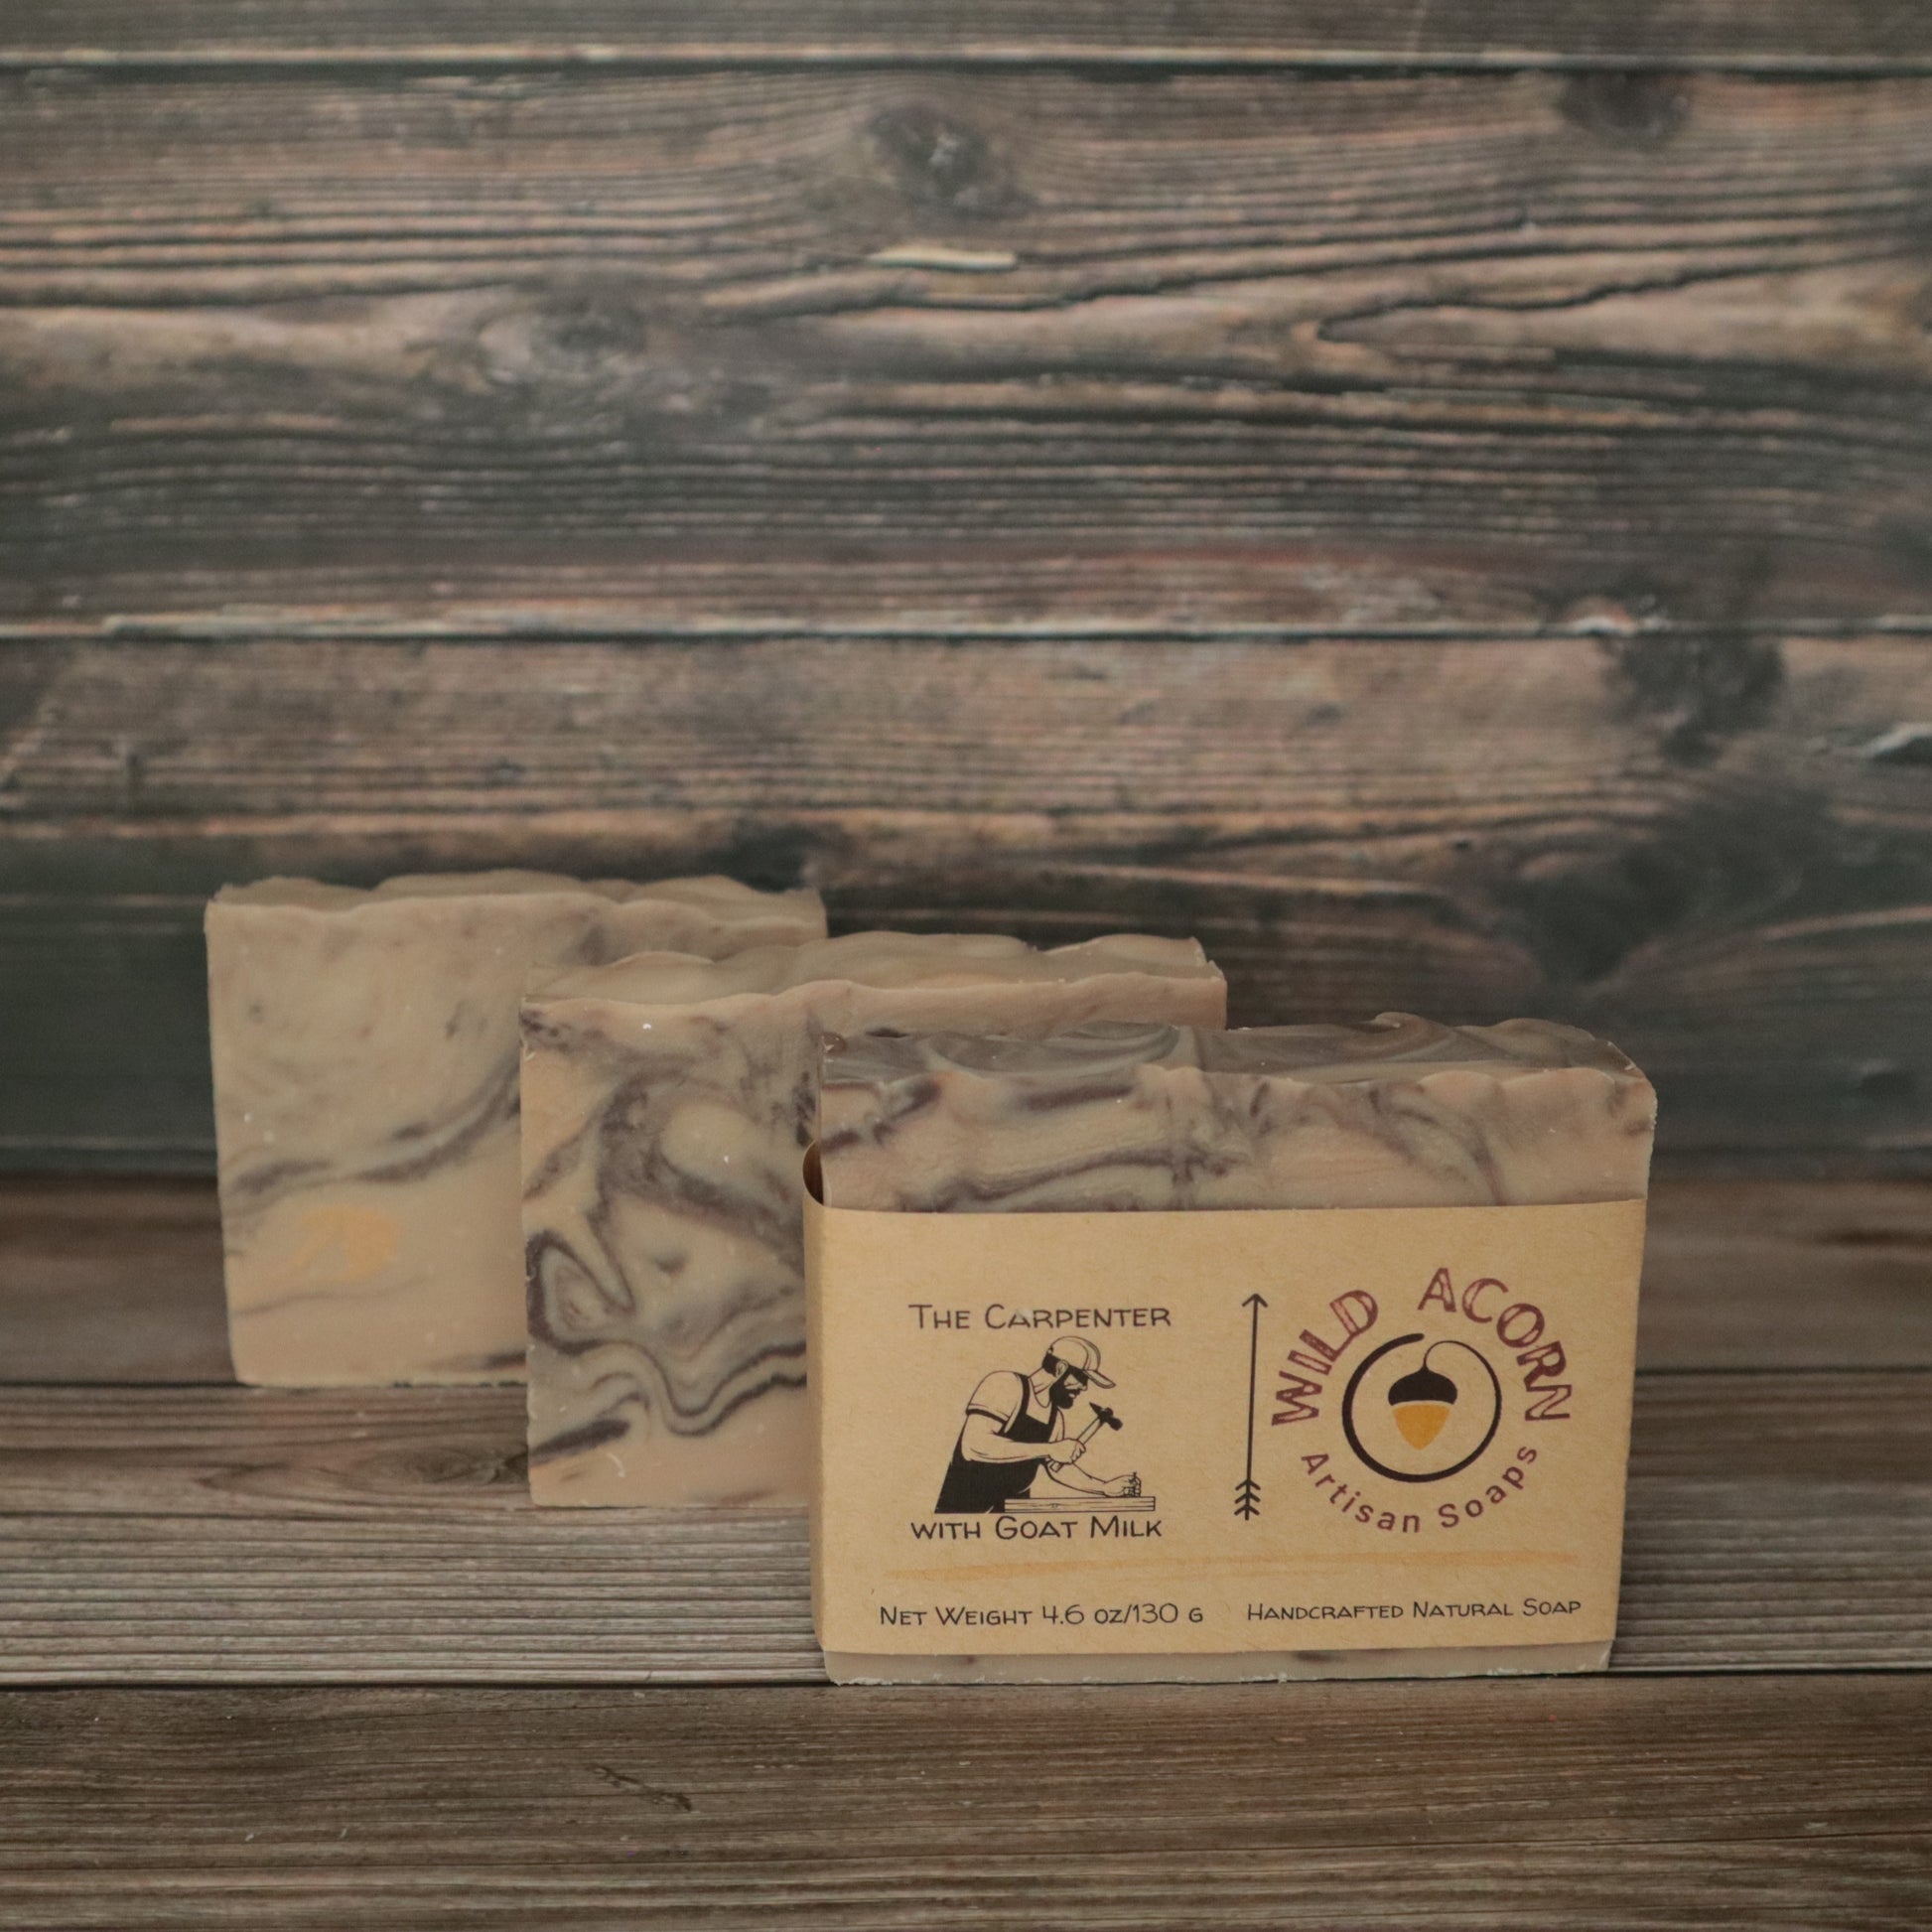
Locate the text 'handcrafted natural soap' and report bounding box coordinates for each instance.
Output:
[810,1016,1656,1684]
[208,871,825,1387]
[520,932,1227,1508]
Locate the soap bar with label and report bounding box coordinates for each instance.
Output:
[521,933,1227,1507]
[208,872,825,1386]
[813,1015,1655,1684]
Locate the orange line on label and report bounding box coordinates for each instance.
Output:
[891,1549,1580,1584]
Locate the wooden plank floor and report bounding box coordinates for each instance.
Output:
[0,1369,1927,1681]
[0,1175,1926,1926]
[0,1681,1927,1931]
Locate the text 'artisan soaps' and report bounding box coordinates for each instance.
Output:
[208,872,825,1386]
[812,1016,1655,1685]
[521,932,1227,1507]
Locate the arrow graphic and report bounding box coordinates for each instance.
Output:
[1235,1292,1267,1519]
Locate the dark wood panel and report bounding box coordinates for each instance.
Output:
[0,1178,230,1382]
[0,1681,1926,1930]
[0,1373,1924,1679]
[4,634,1928,1161]
[3,69,1930,631]
[5,1174,1925,1381]
[5,0,1931,69]
[1638,1175,1932,1367]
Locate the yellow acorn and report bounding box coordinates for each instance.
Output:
[1389,1356,1458,1449]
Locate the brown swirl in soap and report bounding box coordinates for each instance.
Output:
[818,1015,1656,1215]
[518,933,1229,1506]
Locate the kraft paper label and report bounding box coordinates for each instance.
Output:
[807,1184,1645,1657]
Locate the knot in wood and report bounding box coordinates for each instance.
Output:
[868,103,1020,217]
[1558,72,1692,148]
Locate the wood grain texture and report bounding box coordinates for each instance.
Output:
[0,1371,1924,1681]
[0,1680,1926,1930]
[1638,1175,1932,1367]
[6,1174,1926,1382]
[5,634,1928,1162]
[8,1850,1922,1932]
[3,69,1930,632]
[0,1178,230,1382]
[5,0,1931,69]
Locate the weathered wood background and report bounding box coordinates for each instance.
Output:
[3,3,1929,1169]
[2,14,1930,1924]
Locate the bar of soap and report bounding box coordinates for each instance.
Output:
[207,872,825,1386]
[817,1014,1655,1684]
[521,932,1227,1506]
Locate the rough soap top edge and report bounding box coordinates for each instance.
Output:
[208,872,824,918]
[820,1014,1651,1088]
[525,930,1224,1007]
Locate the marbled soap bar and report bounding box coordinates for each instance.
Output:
[521,932,1227,1506]
[208,872,825,1386]
[817,1014,1654,1685]
[820,1015,1655,1213]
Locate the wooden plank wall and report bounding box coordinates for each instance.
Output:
[2,4,1928,1168]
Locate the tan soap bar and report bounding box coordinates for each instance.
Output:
[521,932,1227,1507]
[208,871,826,1386]
[816,1015,1655,1685]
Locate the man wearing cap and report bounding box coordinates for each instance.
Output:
[934,1335,1140,1514]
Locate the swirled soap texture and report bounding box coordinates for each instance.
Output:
[819,1015,1655,1213]
[520,932,1227,1507]
[208,872,825,1386]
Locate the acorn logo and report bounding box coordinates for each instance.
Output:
[1340,1334,1501,1483]
[1389,1349,1459,1449]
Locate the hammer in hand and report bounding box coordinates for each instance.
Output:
[1073,1404,1140,1496]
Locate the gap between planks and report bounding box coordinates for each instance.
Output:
[5,51,1932,73]
[10,621,1932,644]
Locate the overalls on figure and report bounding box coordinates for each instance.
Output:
[934,1375,1058,1513]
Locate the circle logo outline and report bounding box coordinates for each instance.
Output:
[1340,1332,1502,1483]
